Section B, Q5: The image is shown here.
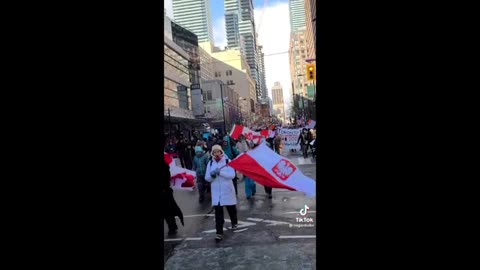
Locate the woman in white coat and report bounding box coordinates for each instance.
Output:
[205,144,238,242]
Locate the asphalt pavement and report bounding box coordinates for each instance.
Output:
[164,148,317,269]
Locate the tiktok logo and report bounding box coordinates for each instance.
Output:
[299,205,309,216]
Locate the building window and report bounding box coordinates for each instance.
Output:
[206,90,212,100]
[215,71,221,77]
[227,80,234,85]
[226,70,232,76]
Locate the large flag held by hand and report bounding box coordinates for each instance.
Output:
[228,143,316,197]
[164,152,196,191]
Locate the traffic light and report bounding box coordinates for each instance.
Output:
[306,63,315,81]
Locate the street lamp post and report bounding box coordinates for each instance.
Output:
[220,83,227,134]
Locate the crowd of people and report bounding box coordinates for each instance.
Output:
[162,126,316,242]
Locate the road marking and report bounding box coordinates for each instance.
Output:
[202,228,226,233]
[164,238,184,242]
[278,235,316,239]
[182,214,215,218]
[262,220,291,226]
[185,237,202,241]
[234,228,248,233]
[246,218,264,222]
[202,219,257,233]
[225,219,257,228]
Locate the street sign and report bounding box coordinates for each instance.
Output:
[191,84,200,89]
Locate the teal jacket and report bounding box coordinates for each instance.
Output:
[223,135,240,160]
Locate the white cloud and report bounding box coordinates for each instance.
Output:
[213,17,227,49]
[164,0,173,19]
[254,2,292,108]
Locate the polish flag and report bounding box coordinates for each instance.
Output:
[227,144,316,197]
[164,152,196,191]
[306,120,317,129]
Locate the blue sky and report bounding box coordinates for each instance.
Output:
[165,0,293,109]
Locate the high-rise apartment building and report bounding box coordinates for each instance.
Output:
[257,44,267,98]
[304,0,316,60]
[172,0,214,43]
[288,0,310,118]
[289,0,306,32]
[289,31,308,111]
[224,0,260,100]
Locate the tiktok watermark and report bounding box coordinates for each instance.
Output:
[289,205,315,228]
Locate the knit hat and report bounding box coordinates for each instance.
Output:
[194,146,204,153]
[211,144,224,154]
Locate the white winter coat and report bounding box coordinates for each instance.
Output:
[205,156,237,206]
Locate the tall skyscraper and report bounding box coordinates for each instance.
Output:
[289,0,306,32]
[272,82,284,105]
[225,0,241,49]
[257,44,267,98]
[304,0,316,60]
[288,0,309,118]
[224,0,260,100]
[272,82,285,124]
[172,0,214,43]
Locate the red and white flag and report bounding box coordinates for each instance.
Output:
[306,120,316,129]
[230,124,264,144]
[228,144,316,197]
[229,124,249,139]
[164,152,196,191]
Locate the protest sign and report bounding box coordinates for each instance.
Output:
[279,128,302,151]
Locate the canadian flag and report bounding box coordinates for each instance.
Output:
[228,143,316,197]
[164,152,196,191]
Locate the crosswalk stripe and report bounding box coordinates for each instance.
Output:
[164,238,183,242]
[278,235,316,239]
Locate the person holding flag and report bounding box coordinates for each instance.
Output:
[222,135,240,195]
[161,158,184,236]
[205,145,238,242]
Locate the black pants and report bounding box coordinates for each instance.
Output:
[214,204,237,235]
[197,175,208,200]
[178,154,186,168]
[264,186,272,195]
[232,177,238,195]
[303,144,310,158]
[165,215,178,232]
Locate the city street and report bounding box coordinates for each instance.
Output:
[164,149,317,269]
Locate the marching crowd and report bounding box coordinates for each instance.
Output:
[162,127,316,243]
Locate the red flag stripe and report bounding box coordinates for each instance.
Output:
[230,125,244,139]
[164,152,173,166]
[228,153,296,191]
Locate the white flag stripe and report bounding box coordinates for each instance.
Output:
[245,143,316,196]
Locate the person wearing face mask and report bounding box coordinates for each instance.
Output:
[205,145,238,242]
